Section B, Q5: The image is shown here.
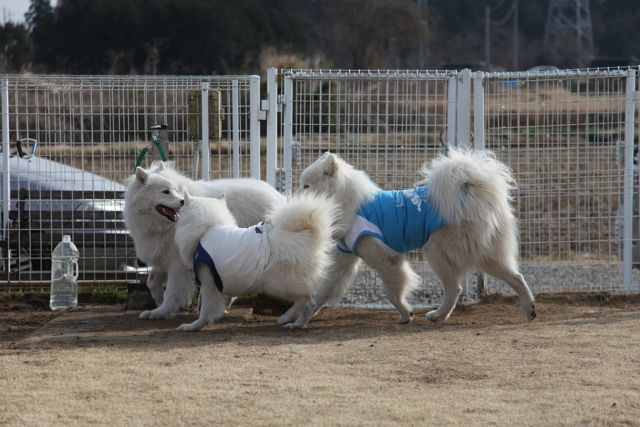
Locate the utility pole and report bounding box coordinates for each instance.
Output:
[485,5,491,68]
[417,0,429,68]
[545,0,594,66]
[512,0,519,69]
[485,0,518,70]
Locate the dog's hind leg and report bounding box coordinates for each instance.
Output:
[424,242,465,322]
[179,266,227,332]
[357,237,416,324]
[282,298,315,329]
[278,250,360,326]
[479,259,536,321]
[278,300,306,326]
[425,263,463,323]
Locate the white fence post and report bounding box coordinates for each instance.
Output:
[473,71,485,150]
[623,68,637,290]
[446,76,457,147]
[1,79,9,241]
[201,82,210,180]
[266,68,278,188]
[473,71,487,297]
[456,69,472,148]
[231,79,240,178]
[249,75,261,179]
[283,73,293,196]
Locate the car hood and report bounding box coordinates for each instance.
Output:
[1,155,126,192]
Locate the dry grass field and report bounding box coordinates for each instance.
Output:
[1,294,639,426]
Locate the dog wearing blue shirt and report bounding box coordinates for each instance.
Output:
[282,148,536,326]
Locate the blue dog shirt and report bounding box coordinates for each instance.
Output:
[338,186,447,255]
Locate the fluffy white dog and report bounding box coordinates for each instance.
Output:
[173,192,336,331]
[124,162,285,320]
[286,148,536,325]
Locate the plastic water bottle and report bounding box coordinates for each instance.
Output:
[50,235,80,311]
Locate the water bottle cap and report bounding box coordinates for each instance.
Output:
[63,235,71,242]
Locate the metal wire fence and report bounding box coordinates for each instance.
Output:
[2,69,639,304]
[1,74,259,289]
[277,68,639,306]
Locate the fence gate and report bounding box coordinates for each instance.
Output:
[271,69,462,306]
[270,67,640,306]
[0,74,261,289]
[475,68,639,294]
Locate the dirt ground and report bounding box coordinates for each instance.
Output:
[1,295,639,426]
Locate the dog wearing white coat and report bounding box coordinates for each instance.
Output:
[173,191,337,331]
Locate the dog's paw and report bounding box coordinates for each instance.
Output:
[150,310,174,320]
[139,309,174,320]
[277,313,294,326]
[282,322,304,330]
[178,323,201,332]
[138,310,152,320]
[399,311,414,324]
[526,303,537,321]
[425,310,444,322]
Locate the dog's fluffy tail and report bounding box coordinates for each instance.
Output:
[420,148,517,251]
[265,193,338,292]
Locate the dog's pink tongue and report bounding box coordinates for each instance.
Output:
[156,205,179,222]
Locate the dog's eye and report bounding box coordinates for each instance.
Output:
[303,184,309,189]
[162,189,170,195]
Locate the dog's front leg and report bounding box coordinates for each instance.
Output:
[140,264,194,320]
[146,267,167,306]
[179,265,227,331]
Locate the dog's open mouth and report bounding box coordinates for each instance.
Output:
[155,204,180,222]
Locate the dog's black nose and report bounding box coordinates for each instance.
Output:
[180,199,184,206]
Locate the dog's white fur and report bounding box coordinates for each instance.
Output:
[174,192,336,331]
[287,148,536,325]
[124,162,285,320]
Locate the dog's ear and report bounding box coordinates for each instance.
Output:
[156,161,166,171]
[322,153,339,177]
[135,167,149,184]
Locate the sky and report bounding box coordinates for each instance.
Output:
[1,0,58,23]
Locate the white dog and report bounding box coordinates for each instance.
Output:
[173,192,336,331]
[124,162,285,320]
[288,148,536,325]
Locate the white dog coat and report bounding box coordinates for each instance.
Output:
[193,223,271,295]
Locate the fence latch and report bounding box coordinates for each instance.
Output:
[291,141,301,167]
[275,168,286,193]
[259,100,268,121]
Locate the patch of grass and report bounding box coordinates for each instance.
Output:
[79,288,127,305]
[0,288,127,308]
